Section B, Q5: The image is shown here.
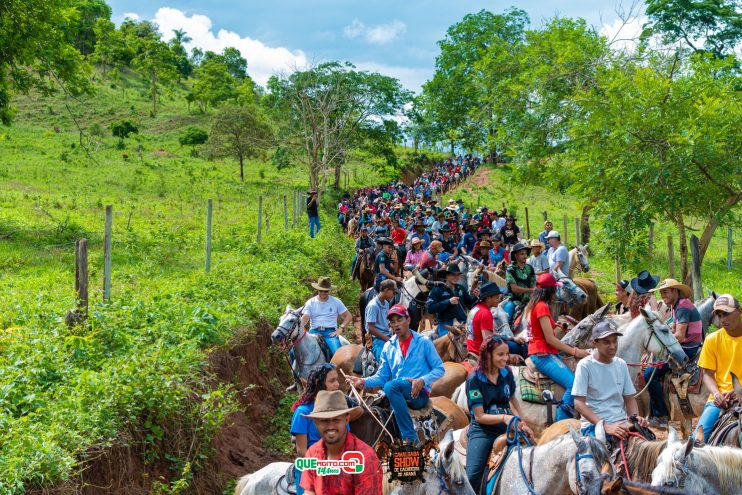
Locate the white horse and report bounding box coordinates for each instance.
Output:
[568,244,590,279]
[652,427,742,495]
[234,461,292,495]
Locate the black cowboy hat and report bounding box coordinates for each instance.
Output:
[439,263,463,276]
[439,224,451,233]
[510,242,531,255]
[376,237,394,246]
[478,282,507,301]
[630,270,660,295]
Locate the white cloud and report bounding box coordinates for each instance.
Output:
[122,12,140,21]
[354,62,431,93]
[343,18,406,44]
[151,7,307,86]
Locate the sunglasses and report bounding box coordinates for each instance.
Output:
[318,290,330,294]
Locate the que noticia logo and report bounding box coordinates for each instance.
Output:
[295,451,365,476]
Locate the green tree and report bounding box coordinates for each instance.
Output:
[222,47,248,81]
[0,0,92,125]
[111,119,138,146]
[126,22,177,115]
[644,0,742,56]
[191,57,237,112]
[169,29,193,81]
[70,0,111,56]
[179,126,208,155]
[91,18,132,77]
[208,104,274,181]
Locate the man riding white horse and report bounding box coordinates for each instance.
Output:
[301,277,352,358]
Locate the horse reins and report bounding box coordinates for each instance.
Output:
[338,368,395,444]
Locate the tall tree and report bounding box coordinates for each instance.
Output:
[0,0,92,125]
[191,57,237,111]
[208,104,274,181]
[70,0,111,56]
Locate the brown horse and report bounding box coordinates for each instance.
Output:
[537,418,581,445]
[431,362,469,399]
[570,277,605,320]
[353,247,375,292]
[433,323,468,363]
[330,344,363,388]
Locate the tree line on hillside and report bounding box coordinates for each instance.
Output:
[1,0,740,276]
[415,1,740,278]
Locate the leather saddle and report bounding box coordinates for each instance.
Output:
[273,463,297,495]
[482,427,531,494]
[668,353,702,418]
[370,394,453,443]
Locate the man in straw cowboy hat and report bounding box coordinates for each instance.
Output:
[503,242,536,326]
[298,390,382,495]
[301,277,353,358]
[527,239,549,275]
[645,278,703,427]
[695,294,742,440]
[347,304,445,448]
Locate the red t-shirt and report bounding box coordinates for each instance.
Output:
[466,303,494,354]
[399,334,412,357]
[300,432,383,495]
[391,227,407,245]
[528,301,558,355]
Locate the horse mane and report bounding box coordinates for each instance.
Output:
[584,435,610,469]
[689,445,742,494]
[626,437,667,482]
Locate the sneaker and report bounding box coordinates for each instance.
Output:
[648,417,668,429]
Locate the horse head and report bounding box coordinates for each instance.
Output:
[651,427,694,490]
[568,427,608,495]
[697,290,719,334]
[575,244,590,273]
[491,306,515,340]
[639,307,688,368]
[271,305,303,346]
[561,303,611,348]
[556,271,588,307]
[434,436,476,495]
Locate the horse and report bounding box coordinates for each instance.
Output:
[600,475,693,495]
[612,434,668,483]
[347,215,359,237]
[510,307,687,438]
[651,427,742,495]
[271,305,359,392]
[234,461,292,495]
[385,429,476,495]
[568,244,591,280]
[705,372,742,447]
[358,271,435,336]
[571,278,605,321]
[490,425,609,495]
[433,323,468,363]
[354,247,376,292]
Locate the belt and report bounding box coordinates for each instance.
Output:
[311,326,337,331]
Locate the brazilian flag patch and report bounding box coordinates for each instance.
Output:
[468,389,482,400]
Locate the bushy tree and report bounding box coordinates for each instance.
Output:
[208,105,274,181]
[179,126,208,155]
[111,120,138,146]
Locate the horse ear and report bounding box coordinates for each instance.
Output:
[639,306,653,322]
[683,435,694,457]
[569,427,587,453]
[285,304,293,314]
[668,426,679,444]
[583,243,588,250]
[712,290,718,299]
[595,303,610,319]
[595,420,607,444]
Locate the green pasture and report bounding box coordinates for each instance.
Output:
[459,165,741,298]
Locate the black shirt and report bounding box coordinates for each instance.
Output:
[306,196,318,216]
[466,368,516,434]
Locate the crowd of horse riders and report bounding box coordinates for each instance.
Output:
[255,155,742,495]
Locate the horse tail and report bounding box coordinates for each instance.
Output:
[233,473,250,495]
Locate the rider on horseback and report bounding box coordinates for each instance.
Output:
[373,238,402,292]
[301,277,352,358]
[573,320,649,443]
[365,279,396,362]
[503,242,536,326]
[346,304,445,448]
[350,227,374,280]
[427,263,479,338]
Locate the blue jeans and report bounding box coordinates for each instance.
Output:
[696,401,723,440]
[530,354,575,421]
[503,300,516,324]
[309,215,321,238]
[384,379,429,442]
[645,345,699,418]
[294,466,304,495]
[437,320,453,338]
[371,337,387,362]
[465,421,505,493]
[507,340,528,359]
[581,423,614,444]
[309,328,342,357]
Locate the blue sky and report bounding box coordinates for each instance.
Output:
[108,0,646,91]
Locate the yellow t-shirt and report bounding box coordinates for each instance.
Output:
[698,327,742,402]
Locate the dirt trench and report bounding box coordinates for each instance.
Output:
[32,323,293,495]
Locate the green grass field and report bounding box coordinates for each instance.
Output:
[459,165,741,297]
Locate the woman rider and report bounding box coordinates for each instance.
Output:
[465,336,534,492]
[526,273,590,421]
[290,363,360,494]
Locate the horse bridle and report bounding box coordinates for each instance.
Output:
[447,331,467,362]
[663,455,689,489]
[573,451,595,495]
[274,309,305,352]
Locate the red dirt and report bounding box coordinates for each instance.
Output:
[31,323,293,495]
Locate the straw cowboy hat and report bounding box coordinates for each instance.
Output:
[311,276,337,291]
[300,390,362,420]
[650,278,692,299]
[529,239,545,250]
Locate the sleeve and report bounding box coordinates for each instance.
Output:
[365,303,377,328]
[571,360,589,397]
[674,307,691,324]
[532,301,550,320]
[290,408,309,436]
[558,247,569,264]
[505,268,516,286]
[422,339,445,388]
[426,288,451,314]
[506,369,517,398]
[334,297,348,314]
[697,335,716,371]
[622,362,637,395]
[302,300,314,318]
[466,374,484,411]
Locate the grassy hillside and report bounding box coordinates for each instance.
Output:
[459,165,740,296]
[0,71,368,493]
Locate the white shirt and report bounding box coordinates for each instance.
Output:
[547,244,570,275]
[303,295,348,328]
[572,355,636,428]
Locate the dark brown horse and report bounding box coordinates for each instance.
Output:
[353,247,375,292]
[570,277,605,320]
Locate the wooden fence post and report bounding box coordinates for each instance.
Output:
[574,217,581,246]
[103,205,112,302]
[690,235,703,301]
[205,198,213,273]
[524,207,531,239]
[728,227,733,270]
[648,223,655,257]
[542,211,548,221]
[292,191,297,226]
[667,235,675,278]
[66,239,89,327]
[257,195,263,243]
[615,257,621,284]
[563,216,569,246]
[283,195,289,231]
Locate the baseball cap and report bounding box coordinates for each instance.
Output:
[713,294,740,314]
[591,320,623,341]
[388,304,409,318]
[546,231,561,239]
[536,273,563,288]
